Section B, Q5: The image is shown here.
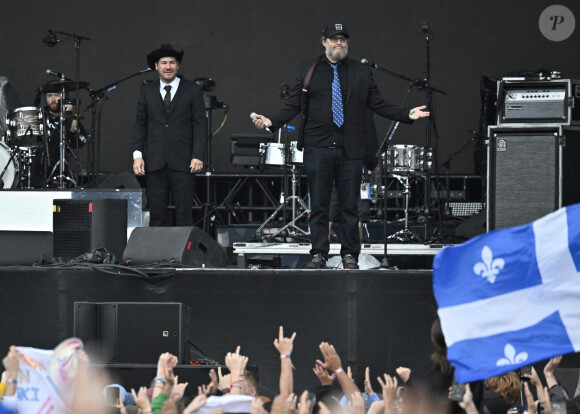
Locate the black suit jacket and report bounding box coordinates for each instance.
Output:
[132,77,207,172]
[269,55,412,160]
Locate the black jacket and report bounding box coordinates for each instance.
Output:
[132,78,207,172]
[269,55,412,160]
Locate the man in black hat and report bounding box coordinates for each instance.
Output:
[252,23,429,269]
[132,43,207,226]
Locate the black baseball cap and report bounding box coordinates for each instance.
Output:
[322,23,349,38]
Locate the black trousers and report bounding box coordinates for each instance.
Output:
[303,146,364,259]
[146,165,194,226]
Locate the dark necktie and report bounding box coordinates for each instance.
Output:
[163,85,172,109]
[328,62,344,127]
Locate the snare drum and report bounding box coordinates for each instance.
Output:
[386,145,432,174]
[6,107,44,146]
[259,142,285,166]
[289,141,303,164]
[0,142,19,189]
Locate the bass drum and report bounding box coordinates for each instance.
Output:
[0,142,19,189]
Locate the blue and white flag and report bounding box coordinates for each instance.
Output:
[433,204,580,383]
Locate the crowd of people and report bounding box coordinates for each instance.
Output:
[1,322,579,414]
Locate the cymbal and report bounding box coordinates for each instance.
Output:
[42,81,89,93]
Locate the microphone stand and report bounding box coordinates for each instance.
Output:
[419,25,447,243]
[86,68,153,188]
[365,59,445,269]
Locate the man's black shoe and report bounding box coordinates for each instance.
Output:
[342,254,359,270]
[305,253,327,269]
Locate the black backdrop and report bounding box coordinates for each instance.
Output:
[1,0,579,176]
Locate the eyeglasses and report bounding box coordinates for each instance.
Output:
[327,36,348,44]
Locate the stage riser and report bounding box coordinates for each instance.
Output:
[0,268,436,398]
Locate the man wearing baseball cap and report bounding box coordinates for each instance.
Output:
[252,23,429,269]
[132,43,207,226]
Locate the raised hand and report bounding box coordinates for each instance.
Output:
[364,367,375,396]
[395,367,411,383]
[171,375,189,401]
[225,346,248,377]
[298,391,313,414]
[315,342,342,372]
[131,386,152,414]
[274,326,296,357]
[313,363,334,386]
[377,374,398,407]
[217,367,232,390]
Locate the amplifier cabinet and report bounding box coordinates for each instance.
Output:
[487,126,580,230]
[497,79,580,126]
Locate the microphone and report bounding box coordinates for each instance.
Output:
[43,30,58,47]
[46,69,69,80]
[250,112,272,133]
[420,21,431,33]
[139,68,153,74]
[360,59,378,69]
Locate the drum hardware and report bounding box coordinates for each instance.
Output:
[386,173,423,243]
[251,164,310,241]
[42,80,90,94]
[251,123,310,242]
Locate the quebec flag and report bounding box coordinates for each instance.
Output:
[433,204,580,383]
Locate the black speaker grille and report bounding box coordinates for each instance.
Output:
[490,132,559,229]
[54,202,92,258]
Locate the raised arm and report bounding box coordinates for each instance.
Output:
[315,342,359,399]
[273,325,296,397]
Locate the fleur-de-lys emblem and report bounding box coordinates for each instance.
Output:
[496,343,528,366]
[473,245,505,283]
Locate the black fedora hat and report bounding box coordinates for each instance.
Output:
[146,43,184,70]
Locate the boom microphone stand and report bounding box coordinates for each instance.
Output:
[86,67,154,188]
[362,57,445,268]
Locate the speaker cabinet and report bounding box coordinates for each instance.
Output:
[0,231,53,265]
[74,302,191,364]
[123,226,227,267]
[53,199,127,260]
[487,126,580,230]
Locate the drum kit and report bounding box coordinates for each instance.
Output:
[0,80,87,189]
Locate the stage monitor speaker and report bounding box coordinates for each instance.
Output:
[123,226,227,267]
[487,126,580,230]
[0,231,53,265]
[53,199,127,260]
[74,302,191,364]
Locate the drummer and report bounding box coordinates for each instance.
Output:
[42,81,87,181]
